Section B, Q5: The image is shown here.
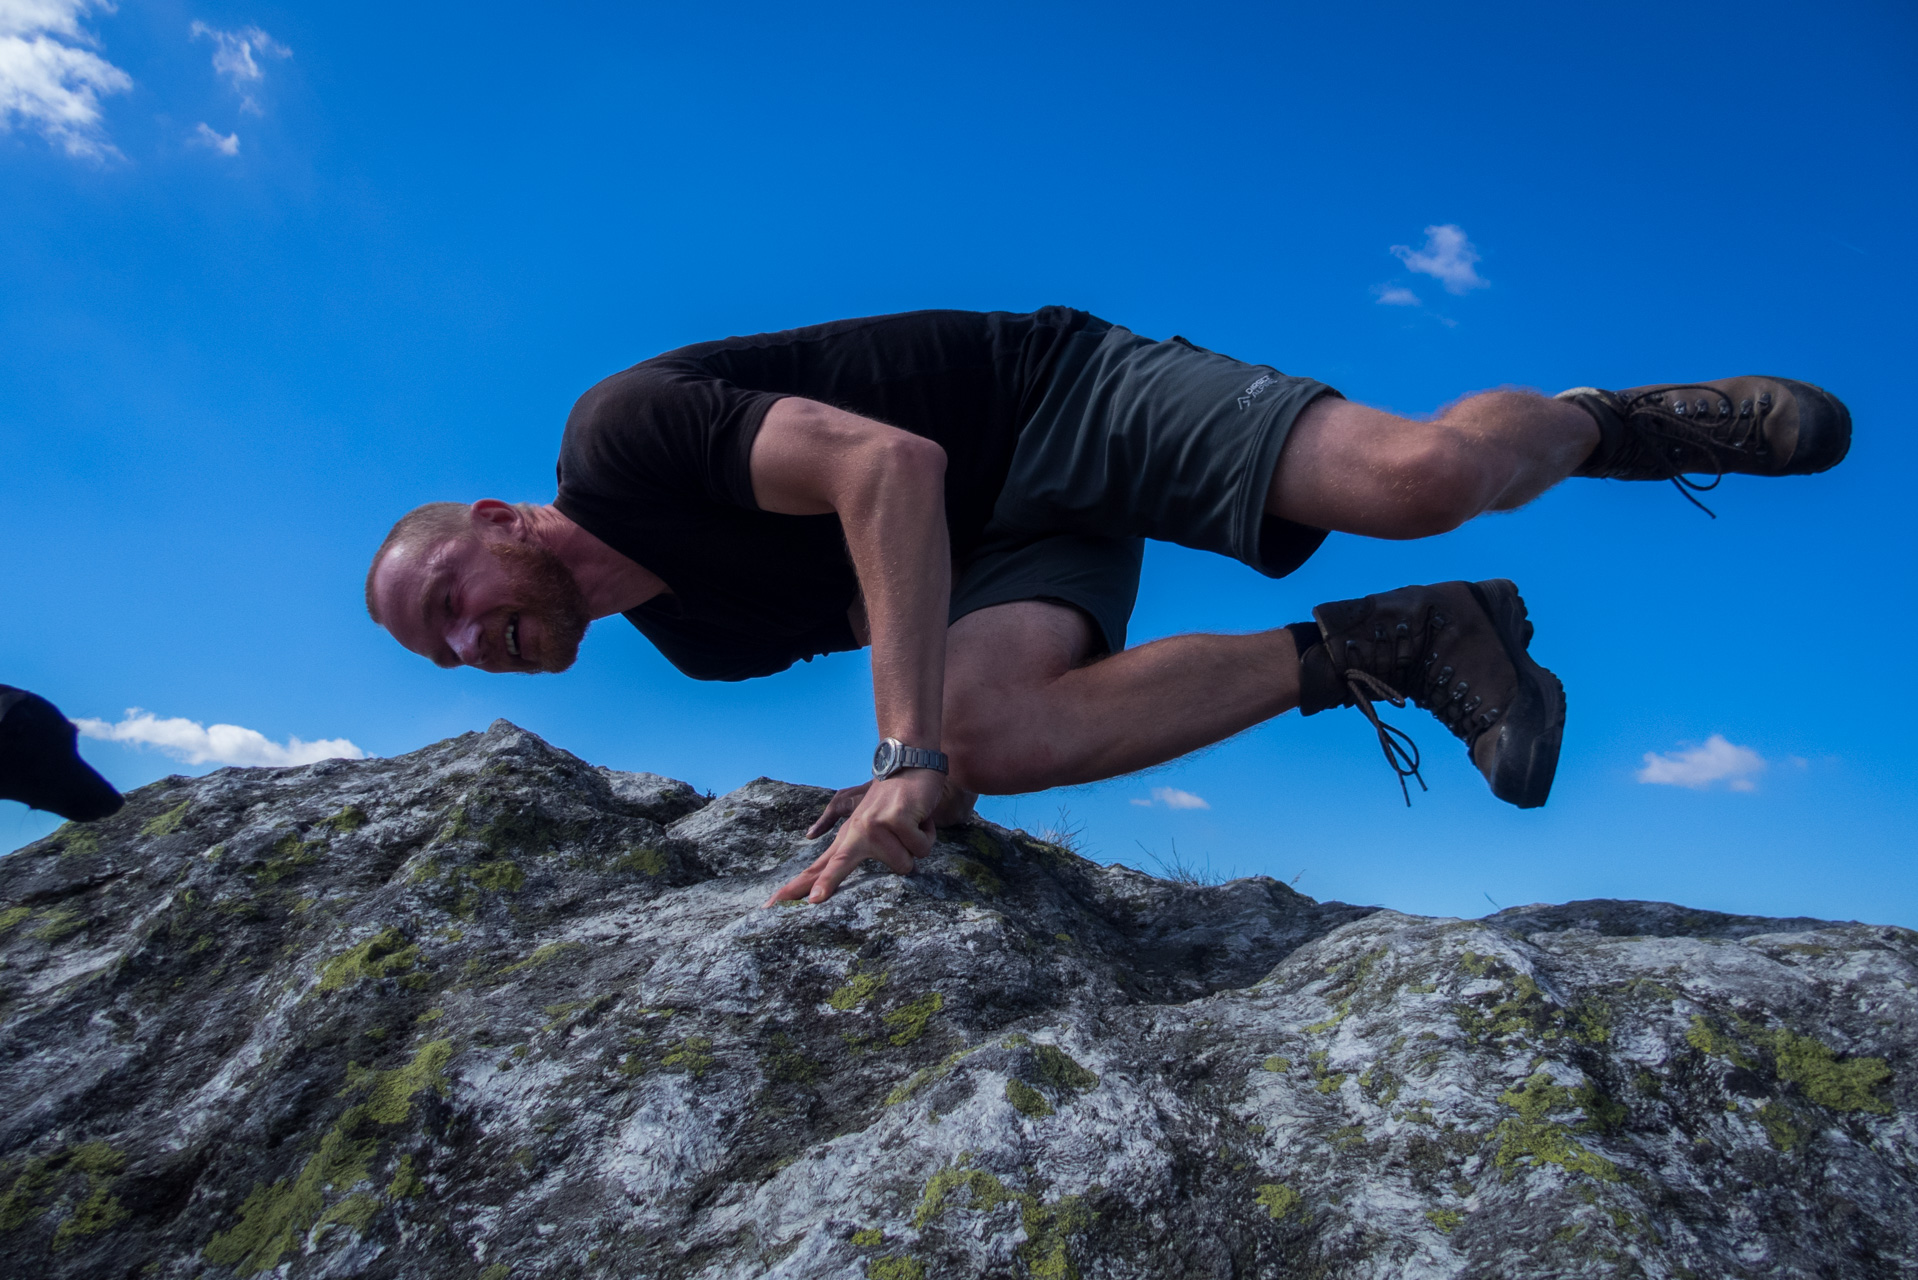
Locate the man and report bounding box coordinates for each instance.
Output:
[365,307,1849,904]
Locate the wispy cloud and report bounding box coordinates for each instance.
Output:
[74,708,364,768]
[1130,786,1210,810]
[1390,224,1488,294]
[190,20,289,114]
[1373,284,1421,307]
[192,120,237,154]
[0,0,132,158]
[1636,734,1766,792]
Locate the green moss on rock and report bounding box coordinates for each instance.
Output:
[1686,1016,1753,1068]
[1006,1078,1054,1117]
[315,1191,378,1235]
[258,832,324,885]
[1491,1072,1620,1182]
[1034,1044,1099,1092]
[762,1032,822,1084]
[614,846,666,875]
[1254,1182,1302,1221]
[1757,1101,1802,1151]
[469,860,525,892]
[0,905,31,936]
[141,800,190,838]
[883,992,943,1046]
[30,908,84,944]
[1426,1206,1463,1234]
[868,1258,925,1280]
[325,805,368,833]
[204,1126,378,1275]
[828,969,887,1010]
[319,928,421,990]
[661,1036,715,1078]
[386,1154,425,1198]
[952,857,1003,896]
[1764,1028,1893,1113]
[497,940,580,976]
[912,1159,1093,1280]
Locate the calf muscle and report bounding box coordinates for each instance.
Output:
[943,602,1301,794]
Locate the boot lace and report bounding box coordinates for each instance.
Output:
[1610,385,1776,518]
[1340,615,1503,806]
[1343,669,1426,805]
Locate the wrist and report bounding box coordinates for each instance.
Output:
[871,737,948,781]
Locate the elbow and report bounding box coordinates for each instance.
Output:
[884,432,947,485]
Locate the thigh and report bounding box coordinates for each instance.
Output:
[1265,396,1449,537]
[946,600,1095,712]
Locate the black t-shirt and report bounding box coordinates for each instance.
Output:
[553,306,1103,681]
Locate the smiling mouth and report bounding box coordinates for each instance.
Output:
[505,615,521,660]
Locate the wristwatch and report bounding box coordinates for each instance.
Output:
[872,737,949,781]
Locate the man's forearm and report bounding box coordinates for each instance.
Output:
[834,438,951,750]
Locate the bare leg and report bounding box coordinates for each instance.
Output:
[942,601,1299,795]
[1269,391,1599,537]
[945,390,1597,796]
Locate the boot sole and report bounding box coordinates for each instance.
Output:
[1466,580,1565,809]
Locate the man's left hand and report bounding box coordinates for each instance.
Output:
[765,770,951,905]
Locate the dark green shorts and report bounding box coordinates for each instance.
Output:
[949,322,1337,654]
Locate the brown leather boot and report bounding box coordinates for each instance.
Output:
[1297,580,1565,809]
[1557,377,1850,512]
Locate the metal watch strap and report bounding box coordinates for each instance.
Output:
[893,745,948,774]
[872,737,949,779]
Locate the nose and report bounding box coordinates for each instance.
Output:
[448,617,485,666]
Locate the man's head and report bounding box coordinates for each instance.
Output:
[367,501,590,673]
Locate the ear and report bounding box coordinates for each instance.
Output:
[470,500,520,533]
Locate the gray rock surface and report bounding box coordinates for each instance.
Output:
[1,721,1912,1279]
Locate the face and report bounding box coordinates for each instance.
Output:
[376,534,590,674]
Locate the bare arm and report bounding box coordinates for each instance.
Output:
[749,397,954,902]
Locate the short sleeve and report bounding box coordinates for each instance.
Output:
[558,358,785,510]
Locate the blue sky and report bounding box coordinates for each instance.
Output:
[4,0,1914,926]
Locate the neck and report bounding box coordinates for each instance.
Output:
[523,504,667,618]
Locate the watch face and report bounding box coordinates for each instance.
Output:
[873,740,898,776]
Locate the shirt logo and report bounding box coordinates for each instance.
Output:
[1237,373,1277,411]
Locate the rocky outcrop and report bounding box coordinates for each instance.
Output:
[1,721,1912,1280]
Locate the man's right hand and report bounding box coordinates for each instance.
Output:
[804,777,979,840]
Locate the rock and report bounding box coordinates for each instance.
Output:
[0,720,1911,1279]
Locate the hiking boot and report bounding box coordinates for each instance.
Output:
[1297,580,1564,809]
[0,687,124,823]
[1557,377,1850,512]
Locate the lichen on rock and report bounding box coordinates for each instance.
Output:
[0,721,1909,1279]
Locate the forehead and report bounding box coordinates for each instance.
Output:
[374,540,462,639]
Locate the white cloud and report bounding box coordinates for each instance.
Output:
[193,120,237,154]
[0,0,132,158]
[74,708,365,768]
[190,20,289,114]
[1373,284,1421,307]
[1635,734,1766,791]
[1390,224,1488,294]
[1137,786,1210,810]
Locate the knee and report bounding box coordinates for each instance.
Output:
[1379,428,1488,538]
[942,706,1020,795]
[943,696,1062,795]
